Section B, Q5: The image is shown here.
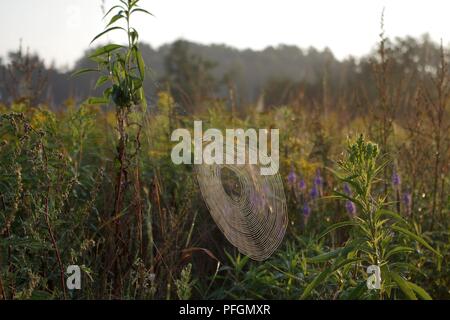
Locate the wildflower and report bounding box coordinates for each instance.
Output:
[298,178,306,192]
[310,185,319,200]
[287,167,297,186]
[343,183,351,196]
[345,200,356,217]
[392,169,401,187]
[314,169,323,187]
[343,183,356,216]
[402,192,412,216]
[302,202,311,226]
[302,202,311,217]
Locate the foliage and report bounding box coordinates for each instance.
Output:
[0,2,449,301]
[301,135,439,300]
[175,263,194,300]
[73,0,150,109]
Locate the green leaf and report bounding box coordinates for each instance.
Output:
[103,87,113,98]
[390,271,417,300]
[390,262,424,275]
[309,238,364,263]
[341,177,364,196]
[407,281,432,300]
[130,76,143,91]
[130,30,139,44]
[129,0,141,9]
[385,246,415,260]
[95,75,110,88]
[71,68,98,77]
[106,13,125,27]
[138,87,147,111]
[332,258,361,271]
[301,257,360,299]
[134,49,145,80]
[375,209,407,225]
[89,44,123,59]
[84,97,109,105]
[300,267,332,299]
[333,190,365,210]
[308,248,343,263]
[103,5,125,19]
[374,158,391,177]
[90,27,125,44]
[325,167,347,180]
[391,225,441,256]
[345,281,367,300]
[318,220,358,239]
[30,290,54,300]
[130,8,154,16]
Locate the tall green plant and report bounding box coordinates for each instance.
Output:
[301,135,441,300]
[74,0,150,108]
[74,0,152,297]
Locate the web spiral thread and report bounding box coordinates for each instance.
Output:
[196,134,287,261]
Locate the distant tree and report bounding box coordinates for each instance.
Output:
[1,44,48,106]
[163,40,217,111]
[263,77,299,108]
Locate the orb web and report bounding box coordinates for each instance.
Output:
[196,134,288,261]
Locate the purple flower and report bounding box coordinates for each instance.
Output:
[345,200,356,217]
[402,192,412,206]
[314,169,323,187]
[343,183,352,196]
[310,185,319,200]
[287,168,297,185]
[392,170,401,187]
[298,179,306,192]
[303,202,311,217]
[402,192,412,215]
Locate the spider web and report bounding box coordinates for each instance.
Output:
[196,133,287,261]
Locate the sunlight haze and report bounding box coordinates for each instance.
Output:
[1,0,449,68]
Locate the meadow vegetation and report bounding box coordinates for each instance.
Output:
[0,1,448,300]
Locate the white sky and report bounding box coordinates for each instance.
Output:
[1,0,449,69]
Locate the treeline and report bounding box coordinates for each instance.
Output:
[0,34,447,116]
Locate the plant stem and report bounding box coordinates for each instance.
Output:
[41,144,67,300]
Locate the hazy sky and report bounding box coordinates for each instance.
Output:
[1,0,449,69]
